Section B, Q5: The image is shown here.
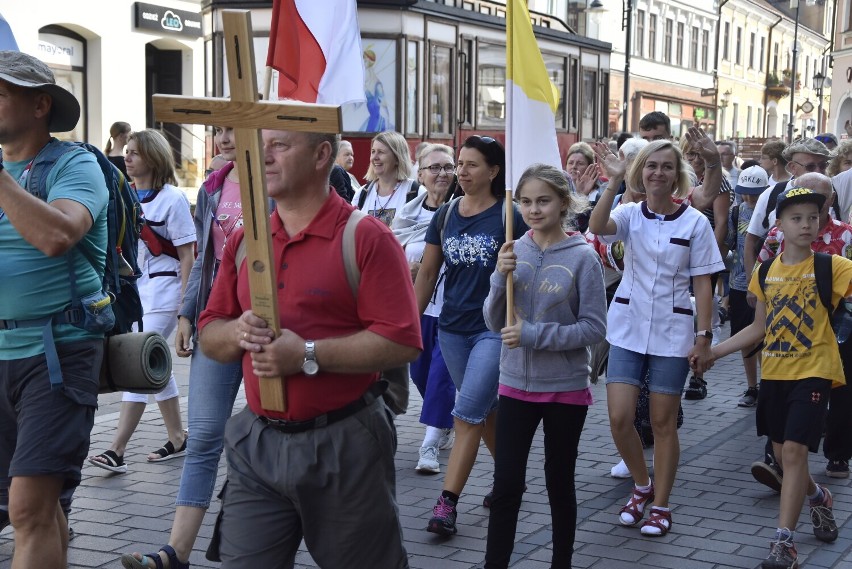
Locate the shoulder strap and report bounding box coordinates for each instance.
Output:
[437,197,462,244]
[814,252,834,312]
[26,138,78,199]
[357,181,373,210]
[757,256,775,294]
[342,209,368,298]
[406,180,420,203]
[763,182,788,229]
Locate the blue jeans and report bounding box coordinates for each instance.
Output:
[409,315,455,429]
[438,329,501,424]
[175,343,243,508]
[605,345,690,396]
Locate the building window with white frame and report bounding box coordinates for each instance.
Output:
[736,27,742,65]
[636,10,645,57]
[746,106,753,137]
[677,22,684,66]
[664,18,673,64]
[723,22,730,60]
[702,29,709,71]
[649,15,657,60]
[749,32,755,68]
[759,36,765,71]
[690,25,698,69]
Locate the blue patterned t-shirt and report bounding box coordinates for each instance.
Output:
[425,199,527,334]
[726,201,755,291]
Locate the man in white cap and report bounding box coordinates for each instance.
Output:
[0,50,108,567]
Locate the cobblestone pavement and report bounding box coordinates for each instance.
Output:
[2,331,852,568]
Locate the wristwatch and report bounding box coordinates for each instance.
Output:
[695,330,713,341]
[302,340,319,376]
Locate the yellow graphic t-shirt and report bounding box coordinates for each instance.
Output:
[749,253,852,386]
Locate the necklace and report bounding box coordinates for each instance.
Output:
[372,182,401,219]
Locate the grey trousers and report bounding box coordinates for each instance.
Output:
[218,400,409,569]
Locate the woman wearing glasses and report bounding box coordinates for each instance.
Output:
[392,144,457,475]
[415,135,528,537]
[353,130,421,227]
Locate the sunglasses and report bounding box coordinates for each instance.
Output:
[815,135,836,144]
[420,164,456,175]
[790,159,829,172]
[468,135,497,145]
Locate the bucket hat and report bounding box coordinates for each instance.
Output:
[0,50,80,132]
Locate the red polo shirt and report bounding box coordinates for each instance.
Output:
[198,190,422,421]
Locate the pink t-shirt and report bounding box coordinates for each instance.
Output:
[498,384,594,406]
[211,178,243,261]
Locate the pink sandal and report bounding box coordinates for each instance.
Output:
[619,482,655,526]
[640,506,672,536]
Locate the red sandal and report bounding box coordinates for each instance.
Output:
[640,506,672,536]
[618,482,655,526]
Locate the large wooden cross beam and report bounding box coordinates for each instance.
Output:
[153,10,343,412]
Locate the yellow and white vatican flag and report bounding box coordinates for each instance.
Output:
[504,0,562,324]
[505,0,562,190]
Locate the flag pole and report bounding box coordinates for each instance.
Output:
[263,66,273,100]
[504,0,515,328]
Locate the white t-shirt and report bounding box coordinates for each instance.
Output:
[353,179,421,228]
[402,204,445,317]
[833,168,852,223]
[746,180,793,238]
[137,184,196,314]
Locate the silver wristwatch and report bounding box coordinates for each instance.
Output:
[302,340,319,376]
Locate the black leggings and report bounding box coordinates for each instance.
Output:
[485,396,588,569]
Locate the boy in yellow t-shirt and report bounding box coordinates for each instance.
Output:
[695,187,852,569]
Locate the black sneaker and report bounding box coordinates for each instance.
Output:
[427,495,458,536]
[751,460,783,493]
[825,459,849,479]
[762,535,798,569]
[810,486,839,543]
[683,376,707,400]
[738,386,759,407]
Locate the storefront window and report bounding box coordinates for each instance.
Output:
[477,42,505,129]
[542,52,566,130]
[342,37,398,133]
[429,43,453,136]
[38,28,86,142]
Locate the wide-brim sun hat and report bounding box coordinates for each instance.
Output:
[0,50,80,132]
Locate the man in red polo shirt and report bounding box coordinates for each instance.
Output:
[198,129,422,568]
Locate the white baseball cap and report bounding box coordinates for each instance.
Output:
[735,165,769,195]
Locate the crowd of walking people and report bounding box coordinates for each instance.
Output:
[1,48,851,569]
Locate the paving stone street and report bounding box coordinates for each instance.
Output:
[2,327,852,568]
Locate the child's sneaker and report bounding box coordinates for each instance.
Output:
[437,428,455,450]
[825,459,849,479]
[738,386,759,407]
[810,485,839,543]
[426,495,458,536]
[762,535,798,569]
[683,376,707,400]
[619,482,654,526]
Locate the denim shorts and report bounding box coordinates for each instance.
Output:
[437,329,501,424]
[605,345,690,396]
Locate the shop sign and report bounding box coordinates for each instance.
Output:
[38,33,84,67]
[134,2,202,38]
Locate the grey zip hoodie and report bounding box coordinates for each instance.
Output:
[483,231,607,393]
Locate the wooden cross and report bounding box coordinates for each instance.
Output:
[153,10,343,412]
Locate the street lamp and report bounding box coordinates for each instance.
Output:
[787,0,801,143]
[813,70,826,132]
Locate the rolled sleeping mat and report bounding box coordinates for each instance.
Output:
[99,331,173,394]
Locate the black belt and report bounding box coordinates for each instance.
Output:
[149,271,178,278]
[258,382,386,433]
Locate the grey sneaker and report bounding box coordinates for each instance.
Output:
[416,445,440,474]
[738,386,759,407]
[762,535,798,569]
[810,486,839,543]
[437,428,455,450]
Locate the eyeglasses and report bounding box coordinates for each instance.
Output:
[790,159,829,172]
[685,152,701,160]
[420,164,456,175]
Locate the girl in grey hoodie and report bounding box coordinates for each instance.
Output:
[482,164,607,569]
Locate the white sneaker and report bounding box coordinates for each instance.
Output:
[611,459,631,479]
[416,446,440,474]
[437,428,455,450]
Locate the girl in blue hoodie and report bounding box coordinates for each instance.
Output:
[483,163,607,569]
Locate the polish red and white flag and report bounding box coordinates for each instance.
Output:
[266,0,366,105]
